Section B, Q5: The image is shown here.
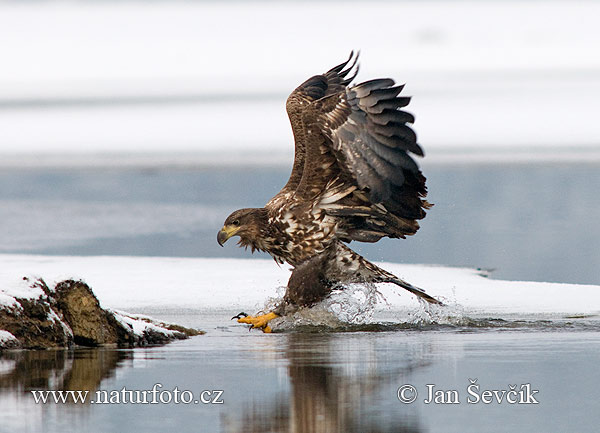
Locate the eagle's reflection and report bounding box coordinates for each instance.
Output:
[223,333,426,433]
[0,349,130,394]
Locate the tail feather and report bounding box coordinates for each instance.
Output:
[331,242,443,305]
[390,277,443,305]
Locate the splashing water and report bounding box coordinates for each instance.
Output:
[264,283,388,331]
[324,283,383,324]
[404,297,467,325]
[258,284,600,333]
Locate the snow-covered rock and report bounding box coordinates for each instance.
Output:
[0,276,202,350]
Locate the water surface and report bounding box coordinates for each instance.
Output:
[0,163,598,284]
[1,162,599,432]
[1,317,599,433]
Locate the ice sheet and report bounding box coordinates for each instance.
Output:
[1,255,598,317]
[1,1,599,161]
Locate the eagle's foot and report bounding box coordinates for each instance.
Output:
[236,312,279,333]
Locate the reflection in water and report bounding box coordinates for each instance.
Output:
[1,329,597,432]
[0,349,130,395]
[223,334,427,433]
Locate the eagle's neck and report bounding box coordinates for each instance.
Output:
[240,207,293,264]
[237,208,273,252]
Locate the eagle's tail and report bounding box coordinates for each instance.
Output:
[388,277,443,305]
[332,242,443,305]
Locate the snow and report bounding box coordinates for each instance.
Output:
[0,277,45,310]
[46,306,74,339]
[1,255,598,319]
[0,330,18,345]
[0,1,599,162]
[111,310,185,339]
[1,1,598,91]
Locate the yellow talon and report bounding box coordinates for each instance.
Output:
[237,312,279,332]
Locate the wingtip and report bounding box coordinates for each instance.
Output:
[327,50,360,77]
[338,51,360,86]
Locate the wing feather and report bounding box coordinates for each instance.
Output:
[292,65,430,241]
[266,52,360,209]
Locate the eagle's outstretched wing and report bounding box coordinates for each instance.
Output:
[266,53,358,207]
[293,58,431,242]
[219,54,441,316]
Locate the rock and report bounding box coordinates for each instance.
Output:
[54,280,121,346]
[0,278,203,350]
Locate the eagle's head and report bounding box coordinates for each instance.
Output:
[217,208,269,250]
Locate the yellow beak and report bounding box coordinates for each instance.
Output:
[217,225,240,247]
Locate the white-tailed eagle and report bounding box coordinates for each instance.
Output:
[218,53,441,332]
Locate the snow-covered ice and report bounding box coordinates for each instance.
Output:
[1,255,598,321]
[2,1,598,93]
[0,1,599,162]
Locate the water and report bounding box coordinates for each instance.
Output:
[1,163,599,432]
[1,318,599,433]
[0,163,598,284]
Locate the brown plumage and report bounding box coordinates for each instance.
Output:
[218,52,441,324]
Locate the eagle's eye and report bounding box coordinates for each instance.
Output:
[233,219,240,226]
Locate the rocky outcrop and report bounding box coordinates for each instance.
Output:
[0,278,202,350]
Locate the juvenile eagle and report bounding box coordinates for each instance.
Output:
[218,53,441,332]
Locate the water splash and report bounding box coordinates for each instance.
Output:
[263,283,472,331]
[266,283,386,331]
[259,284,600,333]
[324,283,383,324]
[403,297,468,326]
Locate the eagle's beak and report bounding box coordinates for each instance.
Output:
[217,225,239,247]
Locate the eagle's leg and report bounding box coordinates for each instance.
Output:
[237,312,279,333]
[236,254,334,333]
[283,253,334,310]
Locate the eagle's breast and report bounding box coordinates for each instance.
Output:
[264,202,337,267]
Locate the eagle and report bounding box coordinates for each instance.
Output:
[217,53,441,332]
